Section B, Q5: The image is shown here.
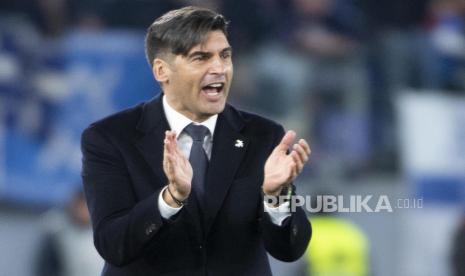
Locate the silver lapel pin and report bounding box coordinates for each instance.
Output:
[235,139,244,148]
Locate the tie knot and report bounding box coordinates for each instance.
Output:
[184,123,210,142]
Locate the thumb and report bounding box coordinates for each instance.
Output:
[275,130,296,153]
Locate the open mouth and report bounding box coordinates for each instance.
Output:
[201,82,224,100]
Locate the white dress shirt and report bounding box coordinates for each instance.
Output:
[158,95,291,225]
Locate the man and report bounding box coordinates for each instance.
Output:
[81,6,311,276]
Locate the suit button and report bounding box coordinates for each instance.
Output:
[198,245,203,249]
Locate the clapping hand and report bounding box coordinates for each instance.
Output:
[163,130,192,206]
[262,130,311,197]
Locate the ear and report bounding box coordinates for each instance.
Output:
[152,58,171,85]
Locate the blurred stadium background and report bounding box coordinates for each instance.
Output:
[1,0,465,275]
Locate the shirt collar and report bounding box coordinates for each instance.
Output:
[162,95,217,138]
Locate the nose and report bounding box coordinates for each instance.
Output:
[209,56,227,75]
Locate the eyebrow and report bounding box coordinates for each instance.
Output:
[221,47,233,54]
[187,47,233,59]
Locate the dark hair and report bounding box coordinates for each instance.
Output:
[145,6,229,67]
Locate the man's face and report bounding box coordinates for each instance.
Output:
[162,30,233,122]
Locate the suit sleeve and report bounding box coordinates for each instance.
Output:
[81,125,183,266]
[259,125,312,262]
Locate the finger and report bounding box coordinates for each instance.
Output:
[164,138,174,155]
[298,139,311,156]
[169,138,177,156]
[275,130,296,153]
[166,131,174,144]
[163,152,168,171]
[167,151,178,167]
[293,143,309,164]
[164,131,174,152]
[167,133,186,168]
[165,130,176,145]
[291,150,304,173]
[168,133,178,154]
[288,158,298,182]
[163,141,169,167]
[169,131,177,142]
[165,130,172,141]
[167,153,176,165]
[164,138,171,155]
[164,152,175,178]
[173,139,185,158]
[165,140,179,169]
[163,137,178,181]
[167,131,183,157]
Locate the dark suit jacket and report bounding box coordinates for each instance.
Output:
[81,95,311,276]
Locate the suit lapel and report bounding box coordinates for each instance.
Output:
[204,105,248,235]
[134,95,169,187]
[134,94,203,240]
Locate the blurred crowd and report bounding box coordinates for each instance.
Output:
[1,0,465,183]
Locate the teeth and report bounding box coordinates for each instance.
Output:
[207,83,223,88]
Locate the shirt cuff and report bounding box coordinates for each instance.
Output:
[263,201,291,226]
[158,186,182,219]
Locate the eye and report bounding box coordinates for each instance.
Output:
[193,55,208,61]
[221,52,232,59]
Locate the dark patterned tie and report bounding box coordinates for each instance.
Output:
[184,123,210,201]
